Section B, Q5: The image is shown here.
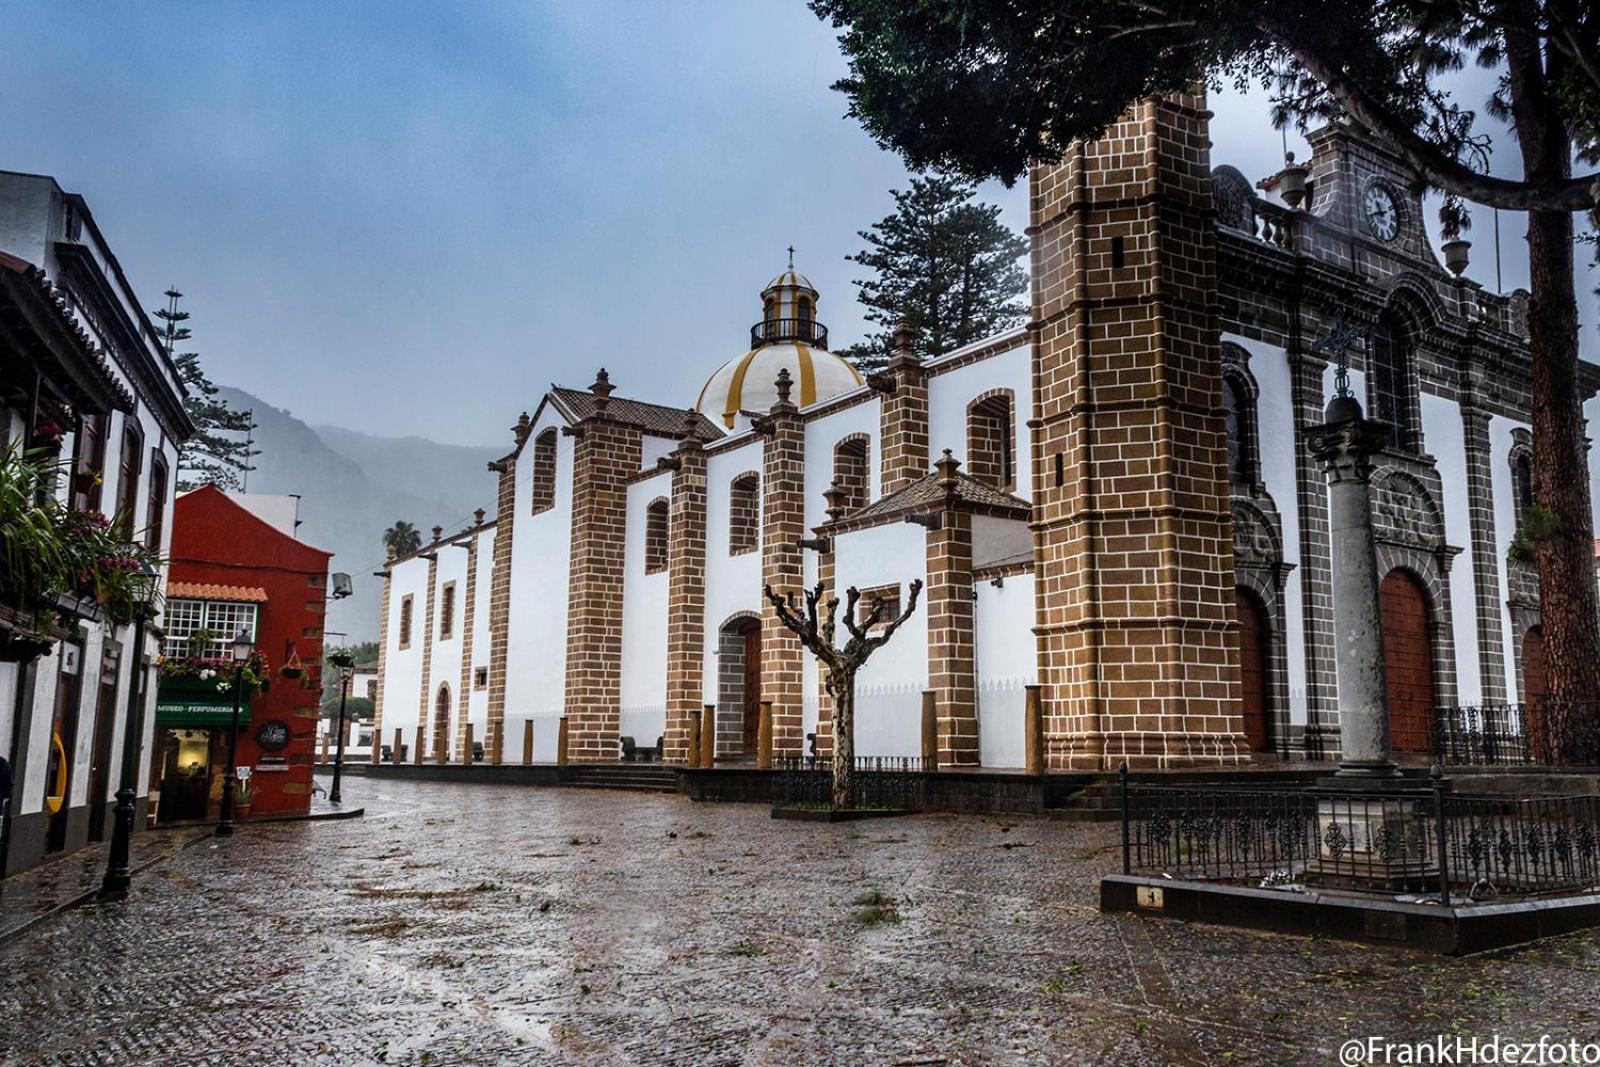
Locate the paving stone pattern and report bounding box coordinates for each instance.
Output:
[2,779,1598,1065]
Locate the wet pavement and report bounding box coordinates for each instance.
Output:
[1,775,1597,1065]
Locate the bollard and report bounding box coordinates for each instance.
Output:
[557,717,570,766]
[464,722,475,765]
[1025,685,1044,775]
[320,733,331,765]
[393,727,403,764]
[523,720,534,765]
[758,700,774,769]
[414,726,425,765]
[700,704,716,767]
[921,690,938,770]
[687,710,702,768]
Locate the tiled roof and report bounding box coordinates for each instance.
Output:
[0,251,134,414]
[550,387,722,440]
[829,470,1030,532]
[167,581,270,603]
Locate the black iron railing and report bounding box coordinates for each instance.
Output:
[1120,771,1600,899]
[1434,703,1600,767]
[772,756,925,811]
[750,317,828,349]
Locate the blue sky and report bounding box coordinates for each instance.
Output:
[0,1,1571,444]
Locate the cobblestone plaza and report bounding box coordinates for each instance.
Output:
[2,777,1598,1065]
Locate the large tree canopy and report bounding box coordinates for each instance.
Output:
[812,0,1600,211]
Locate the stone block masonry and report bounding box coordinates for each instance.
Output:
[664,420,708,764]
[369,550,394,764]
[485,413,529,765]
[1029,93,1249,769]
[760,375,807,758]
[454,523,483,763]
[564,374,643,762]
[926,505,977,766]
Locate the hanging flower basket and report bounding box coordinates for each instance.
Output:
[280,648,307,680]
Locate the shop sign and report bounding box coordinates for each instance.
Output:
[154,697,243,728]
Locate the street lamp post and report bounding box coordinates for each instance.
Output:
[216,628,255,837]
[328,651,354,804]
[101,561,161,896]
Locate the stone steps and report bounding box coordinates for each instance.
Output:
[562,765,679,794]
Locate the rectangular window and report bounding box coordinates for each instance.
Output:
[115,422,143,540]
[857,584,901,629]
[399,594,414,649]
[366,680,378,700]
[72,412,106,513]
[474,666,488,690]
[163,599,259,659]
[439,581,456,640]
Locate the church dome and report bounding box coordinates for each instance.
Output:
[695,254,863,430]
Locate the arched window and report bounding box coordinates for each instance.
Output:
[531,428,557,514]
[832,436,869,514]
[644,497,669,574]
[763,296,777,325]
[1222,372,1258,487]
[1369,312,1416,451]
[729,473,759,555]
[797,295,813,323]
[1512,450,1534,523]
[966,391,1015,490]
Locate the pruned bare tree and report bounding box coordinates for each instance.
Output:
[763,578,923,807]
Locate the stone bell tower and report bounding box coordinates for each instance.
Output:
[1029,93,1249,770]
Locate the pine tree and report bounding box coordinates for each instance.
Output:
[843,174,1027,375]
[154,288,258,492]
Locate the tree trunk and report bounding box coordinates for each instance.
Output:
[1505,23,1600,738]
[829,669,855,808]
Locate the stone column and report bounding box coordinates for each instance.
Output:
[876,325,929,497]
[759,369,807,758]
[485,414,529,765]
[417,543,440,761]
[563,370,643,762]
[368,550,394,764]
[454,514,483,763]
[1286,350,1340,759]
[1460,404,1508,702]
[664,413,708,764]
[1309,401,1399,778]
[925,452,978,766]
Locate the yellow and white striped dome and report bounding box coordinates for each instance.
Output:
[695,341,864,430]
[696,256,864,430]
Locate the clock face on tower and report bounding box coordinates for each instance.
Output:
[1363,181,1401,242]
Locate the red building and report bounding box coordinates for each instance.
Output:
[152,486,332,822]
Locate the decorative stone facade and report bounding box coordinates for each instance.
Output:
[758,372,807,758]
[663,419,708,763]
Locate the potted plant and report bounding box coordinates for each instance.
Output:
[233,782,255,819]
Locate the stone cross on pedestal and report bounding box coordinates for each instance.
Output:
[1308,394,1399,779]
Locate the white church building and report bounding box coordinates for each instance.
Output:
[371,102,1600,773]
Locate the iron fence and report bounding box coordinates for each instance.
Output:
[772,756,926,811]
[1434,702,1600,767]
[1121,771,1600,899]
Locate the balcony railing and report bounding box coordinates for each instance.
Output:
[751,317,828,349]
[1434,703,1600,767]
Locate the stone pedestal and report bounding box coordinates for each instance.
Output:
[1305,784,1444,894]
[1308,404,1399,779]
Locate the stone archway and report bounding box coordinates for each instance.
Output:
[716,613,761,758]
[1380,569,1437,754]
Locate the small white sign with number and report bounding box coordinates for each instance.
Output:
[236,765,253,782]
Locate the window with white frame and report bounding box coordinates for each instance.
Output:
[164,599,259,659]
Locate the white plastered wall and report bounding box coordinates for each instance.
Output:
[833,522,928,758]
[701,436,764,706]
[926,342,1033,501]
[620,471,670,749]
[506,405,574,763]
[974,571,1036,767]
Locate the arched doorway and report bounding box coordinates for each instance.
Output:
[717,615,761,758]
[1234,588,1273,752]
[433,684,452,763]
[1522,625,1547,707]
[1380,570,1436,753]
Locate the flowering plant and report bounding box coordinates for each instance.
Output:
[159,650,271,693]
